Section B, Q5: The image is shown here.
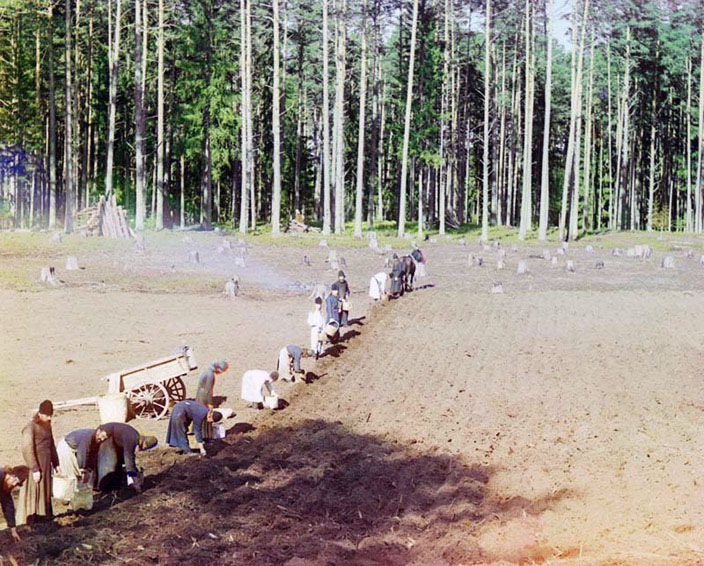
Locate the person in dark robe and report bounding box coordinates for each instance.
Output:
[17,400,58,525]
[0,465,27,541]
[390,253,405,297]
[335,271,351,326]
[326,283,341,325]
[166,400,222,456]
[195,360,229,408]
[95,423,157,492]
[56,427,109,483]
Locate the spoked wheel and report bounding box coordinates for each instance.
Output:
[127,383,169,419]
[163,377,187,403]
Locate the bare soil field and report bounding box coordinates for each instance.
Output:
[0,229,703,565]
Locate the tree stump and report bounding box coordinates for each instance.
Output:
[188,250,200,264]
[496,259,504,270]
[65,256,79,270]
[491,282,503,294]
[224,276,240,298]
[542,249,551,260]
[566,260,576,273]
[319,239,328,247]
[517,261,529,274]
[551,256,558,266]
[40,266,57,285]
[661,256,675,269]
[595,259,605,269]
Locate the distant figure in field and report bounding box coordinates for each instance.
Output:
[335,271,351,327]
[326,283,341,325]
[307,297,325,359]
[17,400,58,526]
[241,370,279,409]
[277,345,313,383]
[195,360,230,408]
[369,271,388,301]
[166,401,222,457]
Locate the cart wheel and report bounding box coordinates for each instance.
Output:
[163,377,187,402]
[127,383,169,419]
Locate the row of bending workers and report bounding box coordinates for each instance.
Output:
[0,266,369,541]
[1,399,158,540]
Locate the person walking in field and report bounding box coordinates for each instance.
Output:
[1,465,27,541]
[335,271,351,327]
[277,345,313,383]
[17,400,58,526]
[307,297,325,359]
[166,401,222,457]
[241,370,279,409]
[195,360,229,408]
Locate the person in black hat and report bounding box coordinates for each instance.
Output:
[326,283,341,326]
[17,400,58,525]
[335,271,351,327]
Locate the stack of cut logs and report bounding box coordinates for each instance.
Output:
[75,195,133,238]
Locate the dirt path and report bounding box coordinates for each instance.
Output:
[0,231,703,564]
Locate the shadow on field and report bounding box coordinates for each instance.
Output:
[8,420,573,565]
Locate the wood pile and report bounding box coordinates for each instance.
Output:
[75,195,133,238]
[286,218,320,233]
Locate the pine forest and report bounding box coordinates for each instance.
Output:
[1,0,703,240]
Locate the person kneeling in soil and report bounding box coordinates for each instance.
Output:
[0,465,28,542]
[56,427,109,484]
[95,423,158,492]
[277,345,313,383]
[166,400,223,456]
[241,370,279,409]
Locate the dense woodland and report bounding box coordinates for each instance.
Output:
[0,0,703,239]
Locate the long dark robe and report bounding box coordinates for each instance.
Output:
[17,416,58,524]
[96,423,142,491]
[166,400,209,452]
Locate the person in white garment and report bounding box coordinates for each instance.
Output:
[241,370,279,409]
[277,345,313,382]
[307,297,325,359]
[369,271,388,301]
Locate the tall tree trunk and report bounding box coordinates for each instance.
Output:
[519,0,534,240]
[696,29,704,232]
[64,0,74,233]
[647,86,656,231]
[322,0,332,234]
[333,0,347,233]
[686,55,693,232]
[582,35,595,232]
[105,0,121,198]
[353,0,367,238]
[271,0,282,235]
[156,0,165,229]
[559,0,578,240]
[538,0,552,240]
[438,0,450,235]
[397,0,419,238]
[239,0,249,232]
[134,0,146,230]
[48,2,57,229]
[619,28,631,231]
[481,0,491,241]
[294,39,304,214]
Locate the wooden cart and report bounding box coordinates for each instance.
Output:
[54,346,198,420]
[103,347,198,419]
